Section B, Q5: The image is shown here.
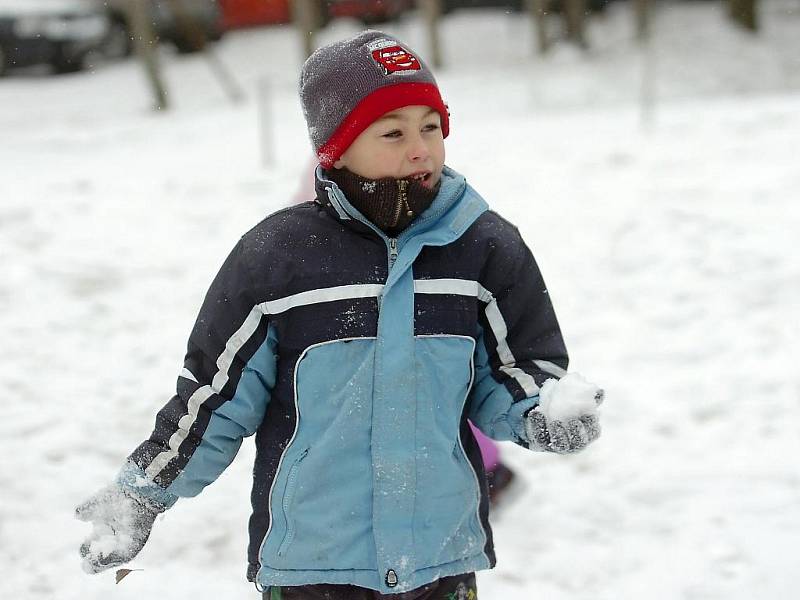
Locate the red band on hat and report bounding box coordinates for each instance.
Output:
[317,82,450,169]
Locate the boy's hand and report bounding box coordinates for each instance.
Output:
[524,409,600,453]
[523,389,603,454]
[75,486,164,574]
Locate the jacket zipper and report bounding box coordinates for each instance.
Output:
[388,238,398,270]
[393,179,409,227]
[379,238,399,312]
[277,447,309,557]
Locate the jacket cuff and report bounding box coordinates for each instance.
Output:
[508,396,540,445]
[116,462,179,510]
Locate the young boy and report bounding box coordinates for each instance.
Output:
[76,30,601,599]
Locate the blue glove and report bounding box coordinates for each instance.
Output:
[75,485,164,574]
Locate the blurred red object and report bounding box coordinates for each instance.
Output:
[326,0,413,23]
[219,0,292,29]
[219,0,414,30]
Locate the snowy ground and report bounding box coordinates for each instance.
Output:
[2,1,799,598]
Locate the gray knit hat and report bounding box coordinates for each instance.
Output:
[299,30,450,168]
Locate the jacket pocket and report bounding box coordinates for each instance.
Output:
[277,447,310,557]
[412,335,485,568]
[267,338,377,571]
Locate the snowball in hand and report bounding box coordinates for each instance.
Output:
[76,486,160,574]
[80,522,136,574]
[536,373,602,422]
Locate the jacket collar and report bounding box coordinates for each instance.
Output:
[314,165,488,246]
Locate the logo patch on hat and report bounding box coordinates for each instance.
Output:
[368,38,421,76]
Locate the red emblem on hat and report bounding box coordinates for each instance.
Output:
[371,44,421,76]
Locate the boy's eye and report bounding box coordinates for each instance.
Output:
[382,130,402,139]
[422,123,440,132]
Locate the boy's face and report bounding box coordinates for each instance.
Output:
[333,105,445,189]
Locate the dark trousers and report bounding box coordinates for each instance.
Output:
[262,572,477,600]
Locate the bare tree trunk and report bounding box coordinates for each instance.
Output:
[729,0,758,32]
[128,0,168,110]
[633,0,651,41]
[292,0,324,59]
[421,0,443,68]
[638,15,656,130]
[168,0,245,103]
[563,0,588,49]
[528,0,550,55]
[168,0,205,52]
[633,0,656,129]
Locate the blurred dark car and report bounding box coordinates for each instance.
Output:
[102,0,223,58]
[0,0,110,75]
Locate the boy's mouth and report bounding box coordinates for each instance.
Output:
[405,171,433,186]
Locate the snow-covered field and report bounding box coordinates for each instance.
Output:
[2,1,799,598]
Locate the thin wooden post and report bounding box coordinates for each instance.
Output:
[563,0,588,49]
[729,0,758,32]
[168,0,245,103]
[421,0,443,68]
[128,0,168,110]
[633,0,651,41]
[257,77,275,168]
[636,0,656,130]
[292,0,323,59]
[528,0,550,55]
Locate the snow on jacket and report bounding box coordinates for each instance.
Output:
[117,165,569,594]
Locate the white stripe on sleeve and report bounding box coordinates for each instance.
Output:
[145,284,385,481]
[414,278,548,396]
[146,306,266,480]
[179,368,198,383]
[534,360,568,378]
[259,283,384,315]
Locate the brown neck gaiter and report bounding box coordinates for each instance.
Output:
[325,168,441,236]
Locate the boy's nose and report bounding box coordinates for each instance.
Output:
[407,135,430,161]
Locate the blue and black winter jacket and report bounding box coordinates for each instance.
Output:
[119,166,568,594]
